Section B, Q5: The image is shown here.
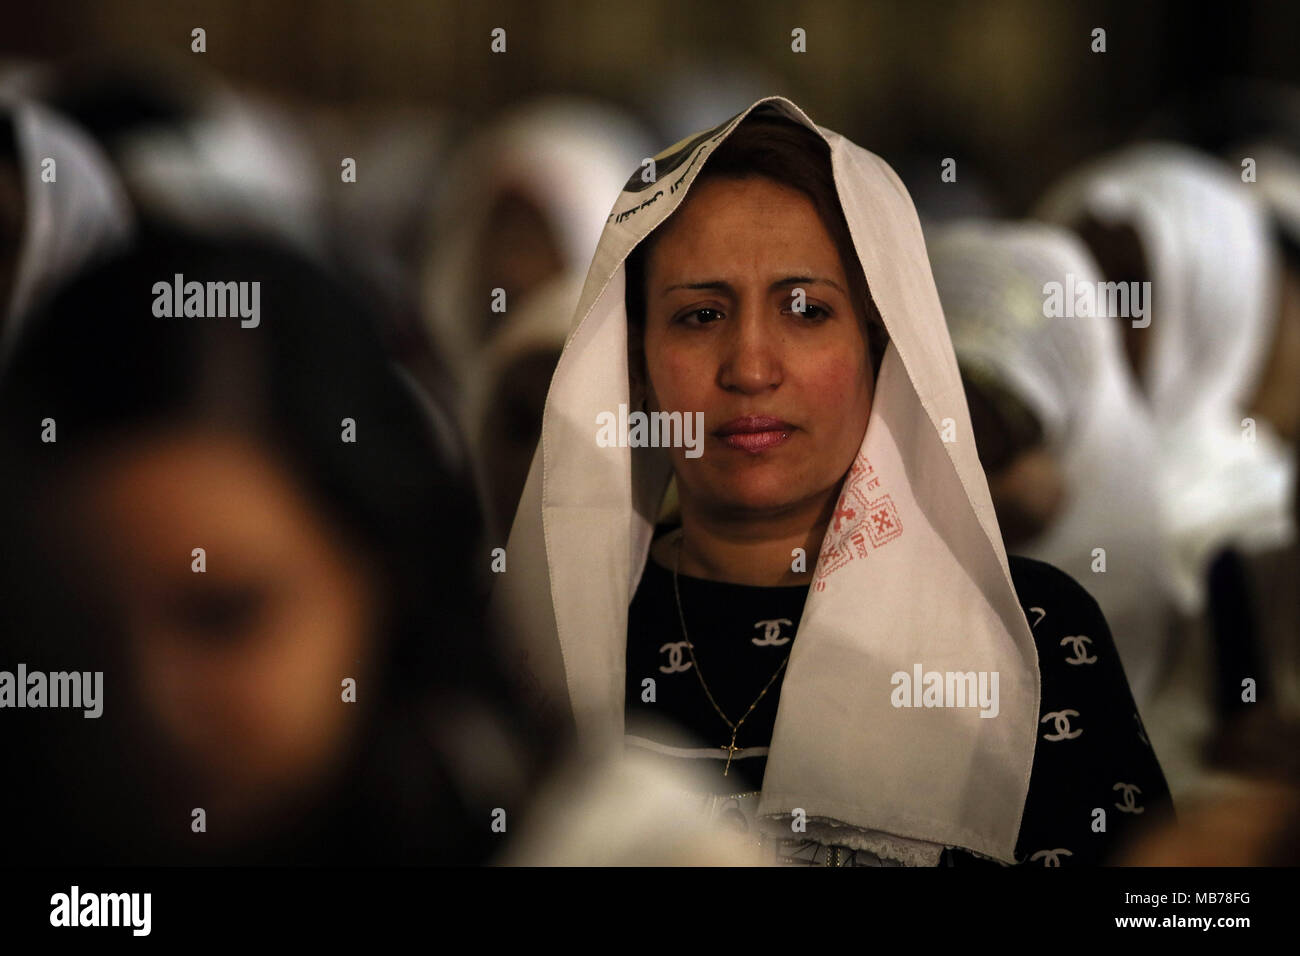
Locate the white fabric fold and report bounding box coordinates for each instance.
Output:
[112,88,325,257]
[3,97,133,361]
[490,96,1040,864]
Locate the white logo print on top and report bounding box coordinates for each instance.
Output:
[752,619,793,646]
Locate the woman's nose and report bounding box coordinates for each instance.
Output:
[717,301,783,394]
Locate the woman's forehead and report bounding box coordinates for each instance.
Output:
[653,274,848,299]
[644,178,848,283]
[661,174,828,225]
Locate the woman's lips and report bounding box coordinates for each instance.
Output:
[719,430,792,453]
[714,416,795,454]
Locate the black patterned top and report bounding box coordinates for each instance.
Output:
[624,528,1174,866]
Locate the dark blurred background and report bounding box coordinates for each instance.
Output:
[4,0,1299,211]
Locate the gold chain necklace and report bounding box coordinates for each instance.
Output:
[670,530,792,776]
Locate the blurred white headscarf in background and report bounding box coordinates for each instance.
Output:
[112,86,326,257]
[2,96,133,363]
[421,96,655,401]
[1036,143,1295,613]
[2,61,324,263]
[930,220,1174,706]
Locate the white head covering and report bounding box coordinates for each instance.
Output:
[1036,143,1295,612]
[490,96,1040,865]
[0,63,322,259]
[112,87,326,257]
[2,97,133,360]
[929,220,1174,706]
[421,97,655,397]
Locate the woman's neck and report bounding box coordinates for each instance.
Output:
[651,492,835,587]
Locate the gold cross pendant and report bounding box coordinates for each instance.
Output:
[722,732,742,776]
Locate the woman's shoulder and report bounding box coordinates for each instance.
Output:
[1004,552,1133,691]
[1006,553,1104,616]
[1002,554,1175,864]
[1004,554,1116,653]
[1004,552,1144,694]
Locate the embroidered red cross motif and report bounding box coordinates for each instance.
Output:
[864,495,903,547]
[814,454,869,585]
[832,503,857,532]
[813,453,905,590]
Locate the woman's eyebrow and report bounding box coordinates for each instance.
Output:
[771,275,847,295]
[660,276,847,295]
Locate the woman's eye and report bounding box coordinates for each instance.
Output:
[680,307,723,326]
[783,304,830,321]
[164,583,270,643]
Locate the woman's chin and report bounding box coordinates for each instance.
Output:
[700,479,815,517]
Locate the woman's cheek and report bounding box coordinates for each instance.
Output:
[802,351,864,416]
[652,350,706,413]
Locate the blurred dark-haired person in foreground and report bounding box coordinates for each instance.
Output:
[0,228,552,864]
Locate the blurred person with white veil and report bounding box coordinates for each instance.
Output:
[24,61,328,259]
[1036,146,1297,797]
[929,220,1175,713]
[491,98,1173,866]
[1035,142,1294,619]
[421,96,655,537]
[1212,95,1300,722]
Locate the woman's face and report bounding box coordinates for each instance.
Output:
[64,427,381,836]
[638,175,875,518]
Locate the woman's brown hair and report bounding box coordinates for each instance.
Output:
[625,112,890,379]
